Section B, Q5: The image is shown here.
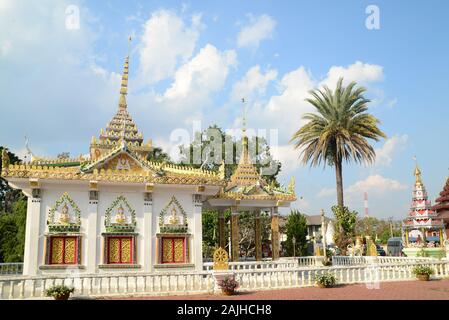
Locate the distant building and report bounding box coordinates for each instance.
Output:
[432,177,449,239]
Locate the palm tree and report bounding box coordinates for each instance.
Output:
[291,77,386,207]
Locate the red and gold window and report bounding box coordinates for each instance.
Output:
[161,237,185,264]
[107,237,133,264]
[49,237,78,265]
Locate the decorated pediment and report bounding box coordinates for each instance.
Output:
[159,196,188,233]
[80,146,153,175]
[105,195,136,232]
[102,152,144,173]
[47,193,81,233]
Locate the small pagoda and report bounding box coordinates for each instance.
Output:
[402,164,445,258]
[432,177,449,239]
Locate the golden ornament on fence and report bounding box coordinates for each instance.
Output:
[213,247,229,271]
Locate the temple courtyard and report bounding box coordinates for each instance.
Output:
[99,279,449,300]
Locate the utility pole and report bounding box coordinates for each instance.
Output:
[389,217,394,238]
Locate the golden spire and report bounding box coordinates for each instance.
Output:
[413,156,422,186]
[118,37,132,110]
[240,97,249,165]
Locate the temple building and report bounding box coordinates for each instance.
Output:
[0,49,296,276]
[432,177,449,239]
[402,164,445,257]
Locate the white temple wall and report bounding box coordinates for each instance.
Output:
[26,183,202,276]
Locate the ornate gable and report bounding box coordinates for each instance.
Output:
[47,192,81,233]
[159,196,188,233]
[105,195,137,233]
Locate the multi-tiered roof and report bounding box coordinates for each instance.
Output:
[89,55,152,160]
[215,119,296,202]
[1,45,222,187]
[433,177,449,213]
[403,165,443,229]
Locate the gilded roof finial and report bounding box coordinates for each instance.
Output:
[118,37,132,110]
[240,97,249,164]
[413,155,422,186]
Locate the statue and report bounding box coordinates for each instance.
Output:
[114,205,126,224]
[288,177,295,194]
[59,203,70,225]
[213,247,229,271]
[1,148,10,170]
[169,207,179,225]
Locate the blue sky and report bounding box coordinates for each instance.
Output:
[1,0,449,219]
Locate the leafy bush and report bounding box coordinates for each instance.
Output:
[45,285,74,299]
[315,272,337,287]
[412,265,434,276]
[218,276,239,291]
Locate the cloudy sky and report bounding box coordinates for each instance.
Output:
[1,0,449,219]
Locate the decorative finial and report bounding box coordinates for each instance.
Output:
[413,155,422,186]
[118,37,131,110]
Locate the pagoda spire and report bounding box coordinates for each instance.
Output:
[413,156,423,186]
[240,98,249,165]
[118,36,132,110]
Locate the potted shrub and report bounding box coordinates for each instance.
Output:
[412,265,434,281]
[315,272,337,288]
[45,285,75,300]
[218,276,239,296]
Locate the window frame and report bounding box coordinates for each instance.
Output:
[161,237,186,264]
[49,236,78,265]
[106,236,134,264]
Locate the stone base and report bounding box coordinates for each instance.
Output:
[402,247,445,258]
[212,271,235,295]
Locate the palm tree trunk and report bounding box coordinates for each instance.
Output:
[335,158,344,207]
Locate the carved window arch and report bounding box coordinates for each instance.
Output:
[47,192,81,233]
[159,196,188,233]
[104,195,136,233]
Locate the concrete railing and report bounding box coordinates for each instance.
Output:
[0,263,23,276]
[2,260,448,299]
[234,261,449,291]
[0,271,215,299]
[331,256,437,266]
[203,256,325,271]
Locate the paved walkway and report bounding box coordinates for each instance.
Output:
[101,279,449,300]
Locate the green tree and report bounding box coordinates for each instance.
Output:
[332,205,357,255]
[291,78,386,207]
[202,210,220,259]
[179,125,282,186]
[1,146,22,213]
[147,146,170,162]
[0,197,27,262]
[284,210,308,256]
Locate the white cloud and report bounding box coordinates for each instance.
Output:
[162,44,237,103]
[387,98,398,108]
[346,174,407,196]
[243,61,384,145]
[139,10,202,83]
[237,14,276,48]
[317,187,336,198]
[375,134,408,166]
[317,174,406,200]
[270,144,300,177]
[230,65,277,102]
[320,61,383,89]
[0,40,11,56]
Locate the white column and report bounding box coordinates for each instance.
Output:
[143,192,153,272]
[23,189,42,276]
[193,194,203,271]
[86,190,98,273]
